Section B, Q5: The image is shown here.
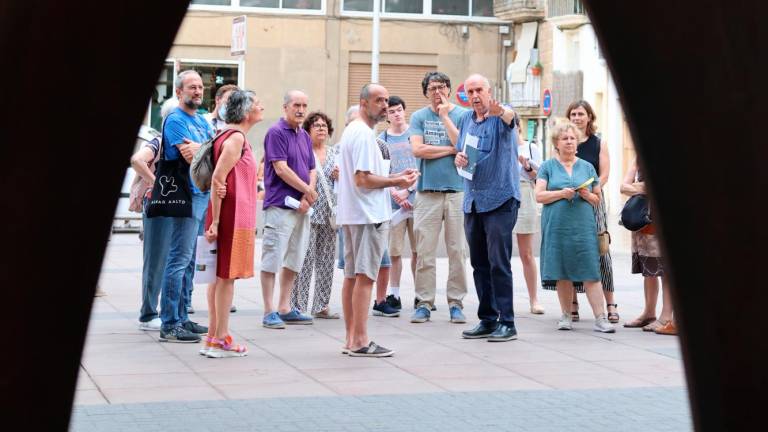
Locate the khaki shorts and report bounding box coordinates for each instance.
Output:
[389,217,415,257]
[343,222,389,281]
[261,207,311,274]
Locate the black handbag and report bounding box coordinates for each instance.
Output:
[145,148,193,218]
[620,194,651,231]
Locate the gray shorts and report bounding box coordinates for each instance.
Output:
[261,207,311,274]
[342,222,389,281]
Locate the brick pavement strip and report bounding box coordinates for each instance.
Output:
[70,388,692,432]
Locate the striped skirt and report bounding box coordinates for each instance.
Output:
[542,192,615,293]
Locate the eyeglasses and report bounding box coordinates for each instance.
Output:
[311,123,328,130]
[426,84,447,94]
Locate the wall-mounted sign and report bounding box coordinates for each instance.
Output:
[456,83,470,107]
[542,88,552,116]
[231,15,247,57]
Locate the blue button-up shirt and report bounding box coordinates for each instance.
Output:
[455,110,521,213]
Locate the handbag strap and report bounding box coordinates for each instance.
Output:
[211,129,245,163]
[315,149,334,202]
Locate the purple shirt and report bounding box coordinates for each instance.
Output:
[263,118,315,209]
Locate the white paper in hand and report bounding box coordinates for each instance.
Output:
[194,236,217,285]
[285,196,314,217]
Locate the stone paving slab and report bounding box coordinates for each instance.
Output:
[71,388,692,432]
[71,229,692,430]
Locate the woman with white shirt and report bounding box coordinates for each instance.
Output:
[513,117,544,314]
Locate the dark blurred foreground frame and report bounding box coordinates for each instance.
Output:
[1,0,766,430]
[0,1,189,429]
[584,1,768,430]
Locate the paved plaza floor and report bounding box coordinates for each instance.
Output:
[71,229,692,431]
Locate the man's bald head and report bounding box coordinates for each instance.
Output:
[464,74,492,115]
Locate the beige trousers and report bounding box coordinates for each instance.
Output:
[413,191,467,309]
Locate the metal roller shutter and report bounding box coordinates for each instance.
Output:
[348,63,436,126]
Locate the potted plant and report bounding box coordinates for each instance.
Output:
[531,61,543,76]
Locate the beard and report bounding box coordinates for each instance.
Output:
[183,96,201,110]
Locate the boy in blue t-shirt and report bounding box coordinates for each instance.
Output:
[375,96,418,314]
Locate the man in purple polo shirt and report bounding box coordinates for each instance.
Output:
[260,90,318,329]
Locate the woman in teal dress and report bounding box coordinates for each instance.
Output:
[535,122,615,333]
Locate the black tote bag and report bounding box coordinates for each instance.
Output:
[145,152,193,218]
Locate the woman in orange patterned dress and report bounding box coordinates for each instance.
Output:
[203,90,263,358]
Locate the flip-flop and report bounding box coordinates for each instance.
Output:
[623,316,657,328]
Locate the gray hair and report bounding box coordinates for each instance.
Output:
[550,120,579,153]
[175,70,200,90]
[283,89,306,105]
[224,90,257,124]
[160,98,179,120]
[345,105,360,125]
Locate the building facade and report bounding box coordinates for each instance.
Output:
[152,0,515,162]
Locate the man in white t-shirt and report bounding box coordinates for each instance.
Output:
[337,83,419,357]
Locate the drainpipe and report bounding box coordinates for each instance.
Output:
[371,0,380,83]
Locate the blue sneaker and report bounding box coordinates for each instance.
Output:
[279,308,314,325]
[449,305,466,324]
[373,300,400,317]
[410,305,431,323]
[263,311,286,329]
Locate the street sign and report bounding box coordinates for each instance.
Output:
[231,15,246,56]
[542,88,552,116]
[456,83,470,107]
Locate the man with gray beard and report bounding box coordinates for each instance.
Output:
[156,70,212,343]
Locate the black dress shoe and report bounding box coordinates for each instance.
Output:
[462,322,498,339]
[487,324,518,342]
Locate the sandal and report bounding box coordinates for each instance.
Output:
[571,301,580,322]
[607,303,620,323]
[643,319,668,332]
[313,308,340,319]
[206,335,248,358]
[623,316,657,328]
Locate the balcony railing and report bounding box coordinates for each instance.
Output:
[493,0,545,22]
[509,67,541,108]
[547,0,585,18]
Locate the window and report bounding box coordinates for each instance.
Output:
[191,0,230,5]
[148,61,239,130]
[342,0,496,18]
[191,0,322,10]
[240,0,279,7]
[344,0,372,12]
[386,0,422,14]
[432,0,468,16]
[472,0,494,17]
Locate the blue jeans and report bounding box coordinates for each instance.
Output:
[160,191,209,329]
[183,192,209,309]
[464,198,520,327]
[139,198,171,322]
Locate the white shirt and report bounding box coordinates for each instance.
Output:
[517,141,543,182]
[336,120,392,225]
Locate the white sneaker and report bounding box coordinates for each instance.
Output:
[557,313,572,330]
[594,315,616,333]
[138,318,161,331]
